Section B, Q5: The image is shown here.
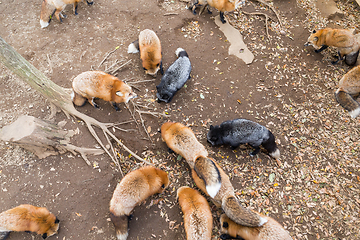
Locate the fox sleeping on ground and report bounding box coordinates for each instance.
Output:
[177,186,213,240]
[160,122,221,198]
[71,71,137,111]
[156,48,192,103]
[304,28,360,66]
[109,166,169,240]
[191,157,267,228]
[207,119,280,159]
[335,65,360,118]
[219,213,293,240]
[40,0,94,28]
[128,29,164,76]
[190,0,245,23]
[0,204,60,239]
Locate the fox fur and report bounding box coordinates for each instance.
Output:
[0,204,59,239]
[207,119,280,159]
[335,65,360,118]
[128,29,163,76]
[160,122,222,197]
[40,0,93,28]
[219,213,292,240]
[177,186,213,240]
[71,71,137,111]
[109,166,169,240]
[304,28,360,66]
[191,158,267,227]
[160,121,208,169]
[156,48,192,103]
[190,0,244,23]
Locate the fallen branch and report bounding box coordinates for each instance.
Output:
[110,59,132,75]
[0,36,153,177]
[98,46,119,68]
[242,10,271,39]
[251,0,283,27]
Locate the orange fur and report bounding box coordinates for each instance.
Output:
[177,186,212,240]
[160,122,208,168]
[139,29,162,76]
[220,213,293,240]
[109,166,169,240]
[0,204,59,239]
[40,0,93,28]
[191,158,266,227]
[207,0,240,13]
[71,71,136,109]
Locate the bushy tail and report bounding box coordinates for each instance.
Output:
[71,90,87,107]
[262,130,280,159]
[335,89,360,118]
[194,157,221,198]
[175,48,188,58]
[128,40,140,54]
[221,195,267,227]
[110,213,129,240]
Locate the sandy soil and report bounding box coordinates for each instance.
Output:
[0,0,359,239]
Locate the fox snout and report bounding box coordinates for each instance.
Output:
[304,42,310,47]
[126,92,137,103]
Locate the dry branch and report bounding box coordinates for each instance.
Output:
[251,0,283,27]
[0,36,153,175]
[242,10,271,39]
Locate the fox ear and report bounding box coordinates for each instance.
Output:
[42,233,48,239]
[210,125,214,130]
[313,30,316,33]
[116,91,124,97]
[55,217,60,224]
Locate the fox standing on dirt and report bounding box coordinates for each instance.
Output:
[40,0,94,28]
[191,158,267,228]
[335,65,360,118]
[71,71,137,111]
[177,186,213,240]
[304,28,360,66]
[207,119,280,159]
[219,213,292,240]
[0,204,60,239]
[109,166,169,240]
[128,29,164,76]
[190,0,245,23]
[161,122,222,198]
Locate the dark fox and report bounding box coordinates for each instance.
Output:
[156,48,192,103]
[207,119,280,159]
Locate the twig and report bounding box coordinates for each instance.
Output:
[164,13,179,16]
[103,128,124,177]
[98,46,119,68]
[126,79,157,83]
[242,10,270,39]
[46,54,53,74]
[252,0,283,27]
[127,83,142,92]
[113,126,136,132]
[136,110,170,118]
[110,60,132,75]
[104,59,120,73]
[133,102,153,143]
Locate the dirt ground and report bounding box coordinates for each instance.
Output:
[0,0,359,239]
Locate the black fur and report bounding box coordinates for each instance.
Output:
[345,50,359,66]
[207,119,279,157]
[42,233,47,239]
[156,49,192,103]
[314,45,328,53]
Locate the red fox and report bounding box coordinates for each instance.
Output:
[304,28,360,66]
[335,65,360,118]
[128,29,164,76]
[40,0,94,28]
[160,122,208,169]
[71,71,137,111]
[191,158,267,228]
[177,186,213,240]
[0,204,60,239]
[109,166,169,240]
[219,213,292,240]
[190,0,244,23]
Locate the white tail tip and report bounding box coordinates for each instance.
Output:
[206,182,221,198]
[40,19,49,28]
[116,232,129,240]
[175,48,185,57]
[128,43,139,53]
[258,216,268,226]
[349,107,360,118]
[270,148,280,159]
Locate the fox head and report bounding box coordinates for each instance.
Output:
[304,30,320,47]
[40,0,55,28]
[153,167,170,194]
[142,57,163,76]
[207,125,223,146]
[113,81,137,104]
[30,206,60,239]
